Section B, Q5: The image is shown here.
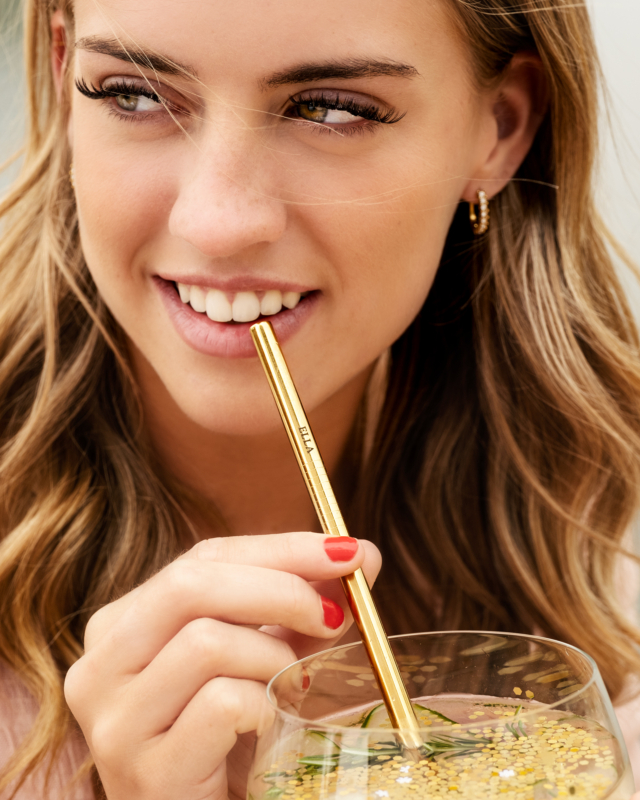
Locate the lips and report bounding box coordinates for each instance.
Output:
[154,277,319,359]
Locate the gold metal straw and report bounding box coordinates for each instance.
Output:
[250,320,423,754]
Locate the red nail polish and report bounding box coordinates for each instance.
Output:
[301,668,310,691]
[322,596,344,629]
[324,537,358,562]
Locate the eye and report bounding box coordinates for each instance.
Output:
[286,92,404,129]
[297,102,364,125]
[114,92,163,113]
[75,77,175,120]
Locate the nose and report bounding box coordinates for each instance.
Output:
[168,130,287,258]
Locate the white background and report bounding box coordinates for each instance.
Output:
[589,0,640,316]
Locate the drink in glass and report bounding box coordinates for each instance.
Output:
[249,632,635,800]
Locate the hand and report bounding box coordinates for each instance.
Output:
[65,532,381,800]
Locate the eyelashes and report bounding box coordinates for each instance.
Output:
[75,77,160,103]
[74,76,405,134]
[287,91,405,127]
[74,77,174,122]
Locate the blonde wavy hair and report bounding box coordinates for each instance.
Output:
[1,0,640,796]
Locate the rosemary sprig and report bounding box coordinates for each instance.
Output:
[261,701,527,788]
[504,704,528,739]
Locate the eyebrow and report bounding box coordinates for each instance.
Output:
[262,58,420,88]
[75,36,198,77]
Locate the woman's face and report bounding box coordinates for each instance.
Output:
[69,0,497,435]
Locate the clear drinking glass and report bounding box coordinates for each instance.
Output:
[248,631,635,800]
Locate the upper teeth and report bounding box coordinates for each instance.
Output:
[177,284,303,323]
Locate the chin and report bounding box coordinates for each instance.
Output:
[129,340,284,438]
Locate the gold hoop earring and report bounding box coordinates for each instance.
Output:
[69,163,76,190]
[469,189,490,236]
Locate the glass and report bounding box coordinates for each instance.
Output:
[249,631,635,800]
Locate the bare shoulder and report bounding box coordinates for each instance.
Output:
[0,661,92,799]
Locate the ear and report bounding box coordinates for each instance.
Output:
[51,9,70,100]
[461,53,548,203]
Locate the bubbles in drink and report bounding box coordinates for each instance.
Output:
[250,697,633,800]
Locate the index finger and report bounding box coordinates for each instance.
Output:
[84,531,369,647]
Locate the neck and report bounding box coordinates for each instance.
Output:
[137,361,372,539]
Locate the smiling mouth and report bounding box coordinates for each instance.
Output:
[174,282,313,324]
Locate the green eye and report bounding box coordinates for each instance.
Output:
[113,92,162,113]
[116,94,139,112]
[74,77,171,119]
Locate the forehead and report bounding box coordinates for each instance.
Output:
[72,0,466,86]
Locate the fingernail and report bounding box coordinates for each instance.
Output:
[321,596,344,629]
[301,668,310,691]
[324,537,358,562]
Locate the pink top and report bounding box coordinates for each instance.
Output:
[0,662,91,799]
[0,659,639,798]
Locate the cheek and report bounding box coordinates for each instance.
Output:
[73,119,179,304]
[297,154,461,335]
[286,195,454,412]
[285,126,471,325]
